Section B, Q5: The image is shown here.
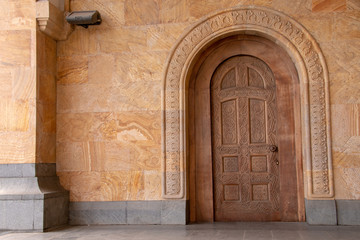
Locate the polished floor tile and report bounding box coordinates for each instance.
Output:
[0,223,359,240]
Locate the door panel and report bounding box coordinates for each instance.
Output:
[211,56,280,221]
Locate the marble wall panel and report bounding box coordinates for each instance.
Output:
[324,41,360,104]
[87,141,106,171]
[57,29,97,57]
[334,151,360,199]
[124,0,160,25]
[11,67,36,100]
[347,0,360,11]
[57,82,161,113]
[297,13,335,42]
[350,104,360,137]
[56,110,161,175]
[57,113,95,142]
[332,103,360,200]
[144,170,162,200]
[272,0,312,16]
[96,27,147,53]
[88,54,114,85]
[101,142,160,172]
[159,0,191,23]
[147,23,188,51]
[101,170,145,201]
[57,56,89,84]
[253,0,273,7]
[312,0,347,12]
[57,111,160,143]
[54,0,360,202]
[114,51,167,82]
[0,132,35,164]
[57,170,151,201]
[65,172,104,201]
[100,171,132,201]
[128,171,145,200]
[0,0,35,30]
[57,140,159,173]
[187,0,252,19]
[57,142,91,172]
[0,100,30,132]
[99,111,161,143]
[334,11,360,40]
[0,30,31,67]
[0,1,39,165]
[0,68,13,99]
[331,104,353,149]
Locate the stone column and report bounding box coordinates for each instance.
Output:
[0,0,69,231]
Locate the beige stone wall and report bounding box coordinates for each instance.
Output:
[0,0,37,164]
[36,30,57,164]
[56,0,360,201]
[0,0,58,164]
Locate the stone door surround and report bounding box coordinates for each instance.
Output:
[161,6,333,200]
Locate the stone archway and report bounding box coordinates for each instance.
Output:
[161,6,333,203]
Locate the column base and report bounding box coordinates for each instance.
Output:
[0,164,69,231]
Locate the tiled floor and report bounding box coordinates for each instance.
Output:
[0,223,359,240]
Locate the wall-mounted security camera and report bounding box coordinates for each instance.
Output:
[66,11,102,28]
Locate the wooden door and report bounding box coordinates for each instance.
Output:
[211,56,280,221]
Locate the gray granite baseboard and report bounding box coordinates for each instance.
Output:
[305,199,360,226]
[305,199,337,225]
[336,200,360,225]
[69,200,188,225]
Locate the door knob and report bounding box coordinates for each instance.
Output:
[269,145,278,152]
[275,159,279,165]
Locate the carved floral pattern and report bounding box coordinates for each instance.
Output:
[162,7,333,198]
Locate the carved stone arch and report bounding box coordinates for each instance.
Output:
[162,6,333,199]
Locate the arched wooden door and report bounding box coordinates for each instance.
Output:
[211,56,279,221]
[188,35,304,223]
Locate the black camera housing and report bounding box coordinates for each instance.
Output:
[66,11,102,28]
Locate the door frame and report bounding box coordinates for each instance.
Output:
[188,35,305,222]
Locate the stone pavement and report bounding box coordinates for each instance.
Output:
[0,222,359,240]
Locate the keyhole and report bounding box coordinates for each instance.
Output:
[269,145,278,152]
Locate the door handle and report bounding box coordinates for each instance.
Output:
[269,145,278,152]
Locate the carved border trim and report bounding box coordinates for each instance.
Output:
[162,6,333,199]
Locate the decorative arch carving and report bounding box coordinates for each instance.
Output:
[162,6,333,199]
